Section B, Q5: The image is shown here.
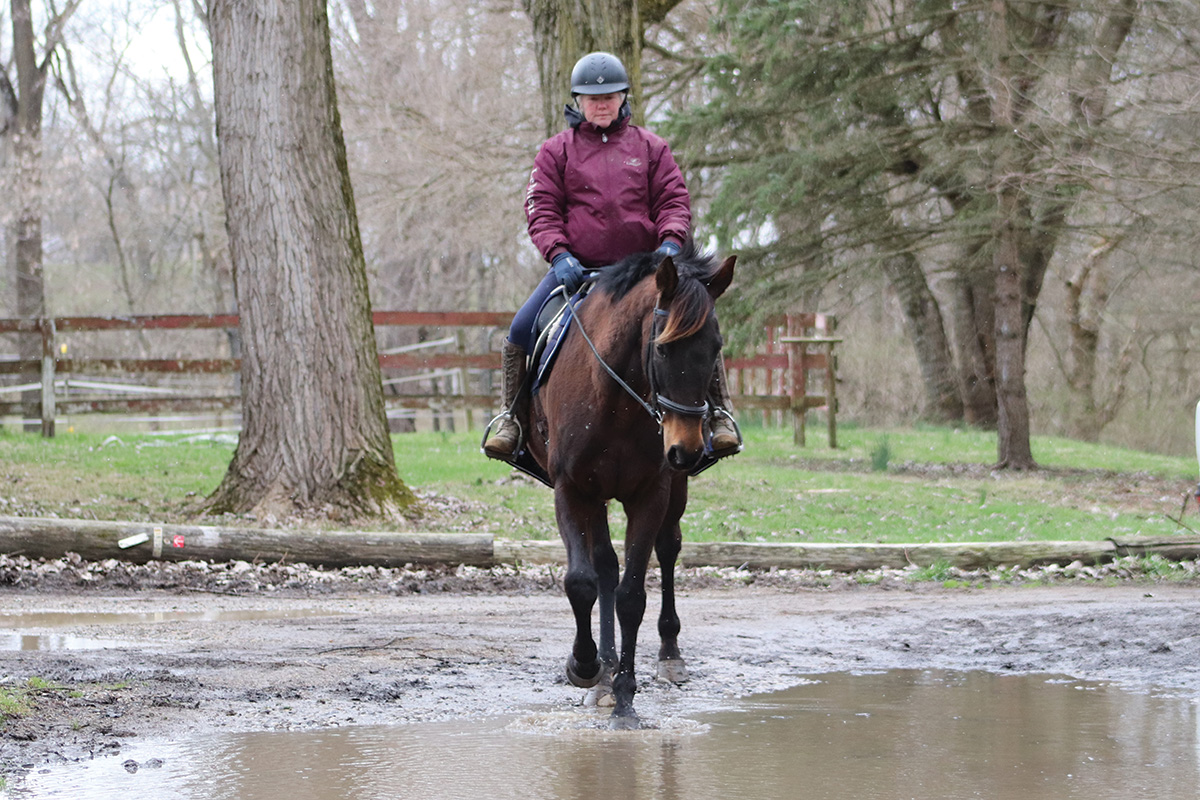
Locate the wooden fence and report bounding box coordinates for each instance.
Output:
[725,313,841,446]
[0,311,839,444]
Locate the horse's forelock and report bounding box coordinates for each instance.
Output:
[658,242,722,344]
[594,240,721,344]
[656,278,714,345]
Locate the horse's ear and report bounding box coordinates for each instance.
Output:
[656,255,679,301]
[706,255,736,300]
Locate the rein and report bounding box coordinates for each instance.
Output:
[567,297,709,428]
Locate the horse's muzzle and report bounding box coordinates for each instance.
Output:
[662,412,707,471]
[665,444,703,472]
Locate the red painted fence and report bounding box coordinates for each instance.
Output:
[0,311,837,444]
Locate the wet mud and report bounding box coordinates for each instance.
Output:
[4,568,1200,783]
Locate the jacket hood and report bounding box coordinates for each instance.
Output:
[563,99,632,132]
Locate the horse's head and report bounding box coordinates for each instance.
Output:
[651,251,736,471]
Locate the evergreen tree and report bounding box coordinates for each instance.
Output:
[667,0,1144,467]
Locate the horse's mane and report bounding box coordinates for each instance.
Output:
[594,239,720,345]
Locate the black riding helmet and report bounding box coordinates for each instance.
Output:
[570,51,630,96]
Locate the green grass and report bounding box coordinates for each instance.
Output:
[0,422,1195,545]
[0,677,61,722]
[0,688,31,719]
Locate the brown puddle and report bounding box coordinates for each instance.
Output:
[0,608,341,651]
[10,669,1199,799]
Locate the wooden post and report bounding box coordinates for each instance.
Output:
[40,318,55,438]
[788,315,807,445]
[824,314,838,449]
[780,315,842,449]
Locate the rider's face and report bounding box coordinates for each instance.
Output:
[579,93,623,128]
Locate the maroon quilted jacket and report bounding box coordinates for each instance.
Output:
[525,107,691,268]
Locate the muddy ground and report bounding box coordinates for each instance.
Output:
[4,557,1200,784]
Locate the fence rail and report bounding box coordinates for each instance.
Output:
[0,311,838,444]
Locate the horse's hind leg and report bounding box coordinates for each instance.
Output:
[586,509,619,707]
[594,527,620,673]
[556,486,609,688]
[655,478,689,684]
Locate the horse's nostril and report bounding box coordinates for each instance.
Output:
[667,445,701,471]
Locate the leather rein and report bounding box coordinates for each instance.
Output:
[568,290,710,429]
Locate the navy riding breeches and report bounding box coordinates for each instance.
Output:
[508,269,560,351]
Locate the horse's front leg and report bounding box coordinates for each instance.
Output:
[610,493,668,729]
[555,484,612,689]
[655,476,689,683]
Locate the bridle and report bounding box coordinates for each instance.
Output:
[646,307,711,419]
[569,294,710,429]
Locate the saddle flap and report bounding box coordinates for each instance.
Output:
[530,287,587,394]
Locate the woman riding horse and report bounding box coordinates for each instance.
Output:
[483,51,738,460]
[528,241,735,727]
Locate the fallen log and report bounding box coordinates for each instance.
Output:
[1109,535,1200,561]
[495,537,1200,571]
[4,517,1200,573]
[678,540,1120,571]
[0,516,493,568]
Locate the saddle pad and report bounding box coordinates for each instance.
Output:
[531,292,586,394]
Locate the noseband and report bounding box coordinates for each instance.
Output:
[647,308,710,419]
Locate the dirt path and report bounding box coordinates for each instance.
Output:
[5,573,1200,782]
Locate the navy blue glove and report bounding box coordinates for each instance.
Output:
[551,252,585,295]
[656,241,681,258]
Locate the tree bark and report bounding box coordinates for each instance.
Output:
[522,0,683,137]
[207,0,414,518]
[881,250,964,423]
[948,248,999,428]
[991,187,1037,469]
[9,0,47,429]
[980,0,1135,466]
[5,0,80,430]
[1062,238,1134,441]
[980,0,1069,469]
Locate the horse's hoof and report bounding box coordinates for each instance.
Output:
[656,659,689,684]
[566,655,604,688]
[609,710,641,731]
[583,683,615,708]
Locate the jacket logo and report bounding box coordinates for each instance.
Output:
[625,157,643,167]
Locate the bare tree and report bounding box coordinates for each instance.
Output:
[331,0,540,317]
[206,0,414,518]
[1,0,81,427]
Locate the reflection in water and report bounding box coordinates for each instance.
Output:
[0,608,342,651]
[0,632,132,651]
[12,670,1200,800]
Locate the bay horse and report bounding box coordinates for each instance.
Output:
[525,241,735,729]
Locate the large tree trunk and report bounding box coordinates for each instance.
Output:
[206,0,414,519]
[9,0,48,430]
[948,249,999,428]
[991,187,1037,469]
[522,0,683,137]
[982,0,1135,467]
[881,250,964,423]
[1062,238,1133,441]
[980,0,1068,469]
